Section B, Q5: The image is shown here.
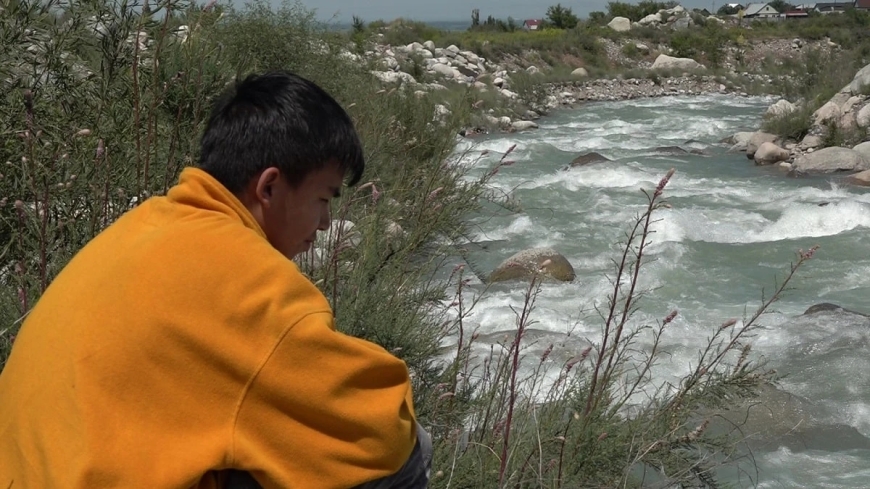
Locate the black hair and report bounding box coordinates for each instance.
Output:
[198,71,365,194]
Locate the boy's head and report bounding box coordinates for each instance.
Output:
[199,71,365,259]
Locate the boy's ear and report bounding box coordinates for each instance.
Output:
[253,167,282,206]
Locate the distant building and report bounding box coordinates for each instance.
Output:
[856,0,870,9]
[814,1,853,12]
[742,2,780,16]
[522,19,541,30]
[727,2,745,8]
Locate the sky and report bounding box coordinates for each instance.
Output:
[277,0,720,24]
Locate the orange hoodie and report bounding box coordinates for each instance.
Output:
[0,167,417,489]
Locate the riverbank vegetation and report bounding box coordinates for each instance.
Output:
[1,0,822,487]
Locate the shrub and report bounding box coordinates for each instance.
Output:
[761,104,815,141]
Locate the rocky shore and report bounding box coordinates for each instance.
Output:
[720,62,870,185]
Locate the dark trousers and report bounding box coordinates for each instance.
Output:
[223,423,432,489]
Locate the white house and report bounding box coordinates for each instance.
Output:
[742,2,780,17]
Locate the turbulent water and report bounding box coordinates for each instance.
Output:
[446,94,870,487]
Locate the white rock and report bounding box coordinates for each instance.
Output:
[571,67,589,78]
[638,13,662,25]
[511,120,539,131]
[848,62,870,94]
[813,101,842,125]
[371,71,416,84]
[651,54,705,71]
[754,142,790,165]
[766,99,796,118]
[446,44,460,54]
[423,40,436,51]
[462,51,480,64]
[526,65,541,75]
[608,16,631,32]
[853,141,870,161]
[493,77,506,87]
[498,116,512,126]
[857,104,870,128]
[500,89,518,99]
[431,63,455,78]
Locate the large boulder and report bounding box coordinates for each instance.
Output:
[792,147,870,174]
[607,16,631,32]
[813,101,843,126]
[848,62,870,94]
[857,104,870,128]
[722,131,755,151]
[651,54,705,71]
[852,141,870,161]
[571,67,589,78]
[672,17,693,30]
[638,12,662,25]
[754,142,790,165]
[511,120,538,131]
[431,63,456,78]
[488,248,576,283]
[847,169,870,186]
[745,132,780,159]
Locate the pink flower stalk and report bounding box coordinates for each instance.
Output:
[371,184,380,204]
[541,343,553,362]
[663,310,678,325]
[654,167,676,197]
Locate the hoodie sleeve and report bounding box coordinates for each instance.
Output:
[231,310,417,489]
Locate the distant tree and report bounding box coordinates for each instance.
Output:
[768,0,794,12]
[352,15,366,33]
[588,10,608,24]
[717,4,739,14]
[507,16,517,30]
[471,8,480,27]
[546,3,579,29]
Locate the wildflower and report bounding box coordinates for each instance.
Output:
[719,318,738,330]
[663,309,678,325]
[654,167,676,197]
[96,139,105,159]
[14,200,24,210]
[426,187,443,203]
[371,184,380,204]
[799,245,820,260]
[597,432,608,442]
[540,343,553,362]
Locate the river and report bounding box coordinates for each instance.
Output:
[446,94,870,487]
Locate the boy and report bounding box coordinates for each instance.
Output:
[0,71,431,488]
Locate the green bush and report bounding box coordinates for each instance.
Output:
[761,104,814,141]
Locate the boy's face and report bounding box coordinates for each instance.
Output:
[257,161,344,260]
